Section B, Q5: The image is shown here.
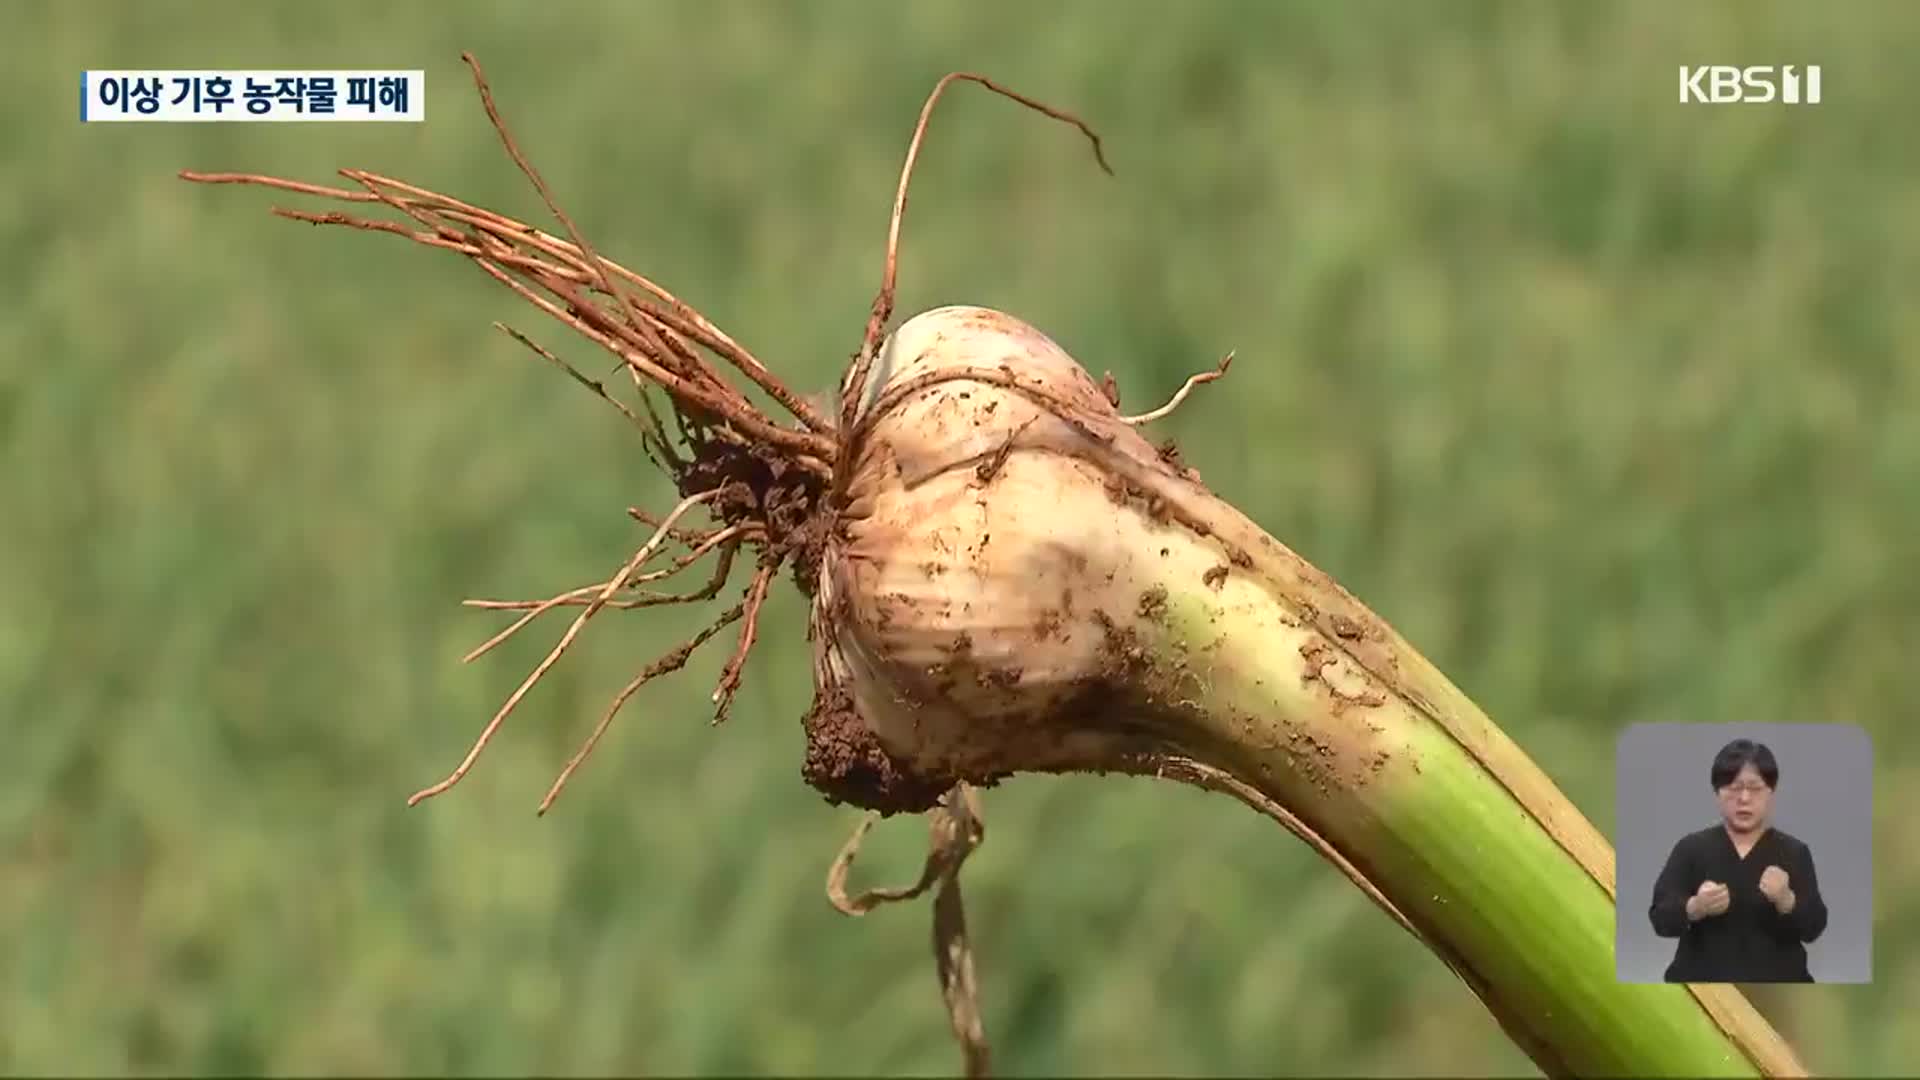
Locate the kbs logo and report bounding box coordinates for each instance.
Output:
[1679,65,1822,105]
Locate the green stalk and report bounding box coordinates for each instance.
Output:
[1107,474,1808,1078]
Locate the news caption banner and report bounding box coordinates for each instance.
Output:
[81,70,424,122]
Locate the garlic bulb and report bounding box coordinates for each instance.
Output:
[811,305,1216,797]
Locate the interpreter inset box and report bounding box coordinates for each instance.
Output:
[1614,723,1873,984]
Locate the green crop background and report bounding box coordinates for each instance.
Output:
[4,2,1916,1075]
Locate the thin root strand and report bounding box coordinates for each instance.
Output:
[838,70,1113,455]
[460,534,741,663]
[493,322,652,435]
[1121,351,1235,426]
[710,563,776,724]
[536,600,748,816]
[406,489,720,807]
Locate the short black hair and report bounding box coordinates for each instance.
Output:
[1710,739,1779,790]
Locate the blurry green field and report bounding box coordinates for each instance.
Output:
[4,2,1917,1075]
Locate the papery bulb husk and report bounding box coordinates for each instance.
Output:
[812,305,1196,790]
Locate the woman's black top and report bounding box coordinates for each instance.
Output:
[1648,825,1828,983]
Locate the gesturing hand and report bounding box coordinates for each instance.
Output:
[1687,879,1730,921]
[1758,865,1794,912]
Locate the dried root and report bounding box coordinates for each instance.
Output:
[405,488,726,808]
[827,783,991,1078]
[181,53,1160,1076]
[834,72,1112,452]
[188,54,834,815]
[1121,350,1235,426]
